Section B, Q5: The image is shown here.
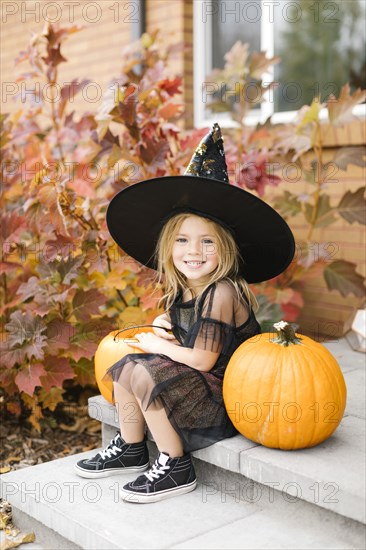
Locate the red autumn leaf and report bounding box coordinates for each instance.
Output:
[234,151,281,196]
[160,78,182,96]
[45,320,76,354]
[43,234,76,261]
[72,289,106,322]
[15,363,47,396]
[58,78,90,118]
[179,128,210,152]
[158,102,183,120]
[40,357,75,391]
[36,184,69,236]
[42,45,67,68]
[138,136,170,167]
[68,339,97,362]
[42,23,84,47]
[1,211,27,242]
[281,302,302,323]
[6,401,22,416]
[140,291,161,312]
[137,268,157,289]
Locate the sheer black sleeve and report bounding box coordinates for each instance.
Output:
[186,281,250,354]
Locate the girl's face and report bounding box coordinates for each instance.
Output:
[172,216,219,287]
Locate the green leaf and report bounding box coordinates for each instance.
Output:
[296,99,324,130]
[255,295,283,328]
[73,357,95,386]
[333,147,366,171]
[324,260,365,297]
[273,191,302,218]
[337,187,366,225]
[304,195,336,228]
[59,256,84,285]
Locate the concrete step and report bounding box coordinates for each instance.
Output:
[1,451,365,550]
[88,338,366,525]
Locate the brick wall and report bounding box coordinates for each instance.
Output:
[272,148,365,340]
[1,0,193,124]
[1,0,134,116]
[145,0,193,126]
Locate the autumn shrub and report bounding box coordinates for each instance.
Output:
[0,26,206,429]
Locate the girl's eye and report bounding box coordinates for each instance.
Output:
[175,238,214,244]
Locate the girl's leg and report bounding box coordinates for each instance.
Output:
[142,402,185,458]
[130,363,184,458]
[113,382,146,443]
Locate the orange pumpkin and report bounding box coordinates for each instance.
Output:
[223,321,347,450]
[95,327,153,404]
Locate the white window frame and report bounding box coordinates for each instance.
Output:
[193,0,365,128]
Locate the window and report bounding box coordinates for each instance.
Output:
[194,0,366,127]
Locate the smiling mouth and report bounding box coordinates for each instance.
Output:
[184,261,206,265]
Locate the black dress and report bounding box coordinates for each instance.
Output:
[102,280,261,453]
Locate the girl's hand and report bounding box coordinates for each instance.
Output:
[152,313,177,341]
[133,332,169,354]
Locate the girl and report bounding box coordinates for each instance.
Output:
[74,124,295,504]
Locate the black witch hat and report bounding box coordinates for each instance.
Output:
[106,123,295,283]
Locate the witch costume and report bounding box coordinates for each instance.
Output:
[101,123,295,454]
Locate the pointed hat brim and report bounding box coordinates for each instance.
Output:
[106,174,295,283]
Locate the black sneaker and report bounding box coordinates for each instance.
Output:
[74,432,149,478]
[119,451,197,503]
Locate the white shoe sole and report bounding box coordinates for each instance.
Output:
[120,479,197,503]
[73,462,150,479]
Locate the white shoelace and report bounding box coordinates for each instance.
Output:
[144,459,170,482]
[99,435,123,460]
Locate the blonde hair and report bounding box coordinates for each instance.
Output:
[151,213,259,316]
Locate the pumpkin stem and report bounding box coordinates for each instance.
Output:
[271,321,303,347]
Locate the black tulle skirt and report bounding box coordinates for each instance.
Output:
[102,352,238,453]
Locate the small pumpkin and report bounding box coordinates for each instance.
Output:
[223,321,347,450]
[95,327,153,404]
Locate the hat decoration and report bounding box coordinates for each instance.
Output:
[106,123,295,283]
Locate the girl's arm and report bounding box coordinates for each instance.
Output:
[133,332,219,372]
[152,312,177,341]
